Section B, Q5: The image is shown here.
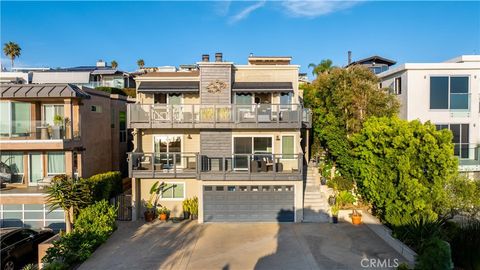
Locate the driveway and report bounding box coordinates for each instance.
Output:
[79,221,408,270]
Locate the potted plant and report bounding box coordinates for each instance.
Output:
[158,206,170,221]
[331,205,339,224]
[182,199,191,220]
[328,195,336,206]
[351,209,362,225]
[144,201,155,222]
[189,197,198,220]
[144,181,163,222]
[52,114,64,139]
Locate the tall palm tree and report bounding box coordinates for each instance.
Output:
[3,42,21,69]
[137,59,145,69]
[111,60,118,69]
[308,59,334,76]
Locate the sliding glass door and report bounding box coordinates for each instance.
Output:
[0,102,31,137]
[233,136,273,170]
[29,153,43,186]
[154,136,182,169]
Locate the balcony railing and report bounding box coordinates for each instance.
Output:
[0,120,79,140]
[128,104,312,129]
[456,144,480,168]
[128,152,304,180]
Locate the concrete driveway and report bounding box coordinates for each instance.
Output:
[79,221,408,270]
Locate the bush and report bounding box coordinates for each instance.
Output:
[43,200,117,268]
[122,87,136,98]
[86,171,122,202]
[327,176,353,191]
[95,87,126,96]
[43,261,69,270]
[336,190,356,208]
[449,219,480,270]
[394,217,444,251]
[414,237,453,270]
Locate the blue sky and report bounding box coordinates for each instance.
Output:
[1,1,479,76]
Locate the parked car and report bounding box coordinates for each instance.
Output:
[1,228,55,270]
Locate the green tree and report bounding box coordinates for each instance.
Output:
[303,66,399,178]
[3,41,21,68]
[45,175,92,233]
[349,117,458,226]
[137,59,145,69]
[308,59,334,76]
[110,60,118,69]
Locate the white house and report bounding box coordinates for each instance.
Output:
[378,55,480,178]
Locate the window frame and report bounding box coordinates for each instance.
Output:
[280,134,296,160]
[46,152,66,176]
[159,182,186,200]
[429,75,470,111]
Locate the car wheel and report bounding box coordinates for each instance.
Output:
[3,259,15,270]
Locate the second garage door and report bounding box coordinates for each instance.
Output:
[203,185,295,222]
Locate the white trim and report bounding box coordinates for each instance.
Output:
[0,140,63,144]
[159,182,186,201]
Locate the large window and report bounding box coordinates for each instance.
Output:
[154,135,182,168]
[47,152,65,176]
[430,76,469,110]
[0,152,24,183]
[0,102,31,137]
[233,136,273,169]
[43,104,64,126]
[435,124,469,158]
[161,183,185,199]
[282,136,295,159]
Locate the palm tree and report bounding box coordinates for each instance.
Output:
[45,175,92,233]
[3,42,21,69]
[111,60,118,69]
[308,59,334,76]
[137,59,145,69]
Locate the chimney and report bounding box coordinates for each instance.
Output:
[202,54,210,62]
[215,52,223,62]
[96,60,106,68]
[348,51,352,65]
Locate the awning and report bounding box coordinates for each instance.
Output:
[232,82,293,92]
[0,84,90,99]
[138,81,199,92]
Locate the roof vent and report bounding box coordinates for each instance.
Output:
[202,54,210,62]
[215,53,223,62]
[96,60,106,68]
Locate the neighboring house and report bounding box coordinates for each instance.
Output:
[378,55,480,178]
[0,84,129,230]
[128,53,312,223]
[32,60,135,88]
[346,52,396,74]
[298,72,310,85]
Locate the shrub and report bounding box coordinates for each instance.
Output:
[86,171,122,202]
[414,237,453,270]
[22,264,38,270]
[75,200,117,246]
[95,87,126,96]
[122,87,136,98]
[43,261,69,270]
[449,219,480,270]
[336,190,356,208]
[394,217,444,251]
[327,176,353,191]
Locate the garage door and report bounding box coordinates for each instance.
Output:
[203,185,295,222]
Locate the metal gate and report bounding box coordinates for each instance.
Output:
[203,185,295,222]
[111,194,132,221]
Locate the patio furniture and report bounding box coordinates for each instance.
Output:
[38,176,53,189]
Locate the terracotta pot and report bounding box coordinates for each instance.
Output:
[351,215,362,225]
[144,211,155,222]
[159,213,168,221]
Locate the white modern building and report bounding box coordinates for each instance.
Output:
[378,55,480,178]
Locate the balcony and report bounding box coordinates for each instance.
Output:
[457,144,480,172]
[127,104,312,129]
[0,121,81,150]
[128,152,304,181]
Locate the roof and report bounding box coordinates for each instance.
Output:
[137,81,200,92]
[91,69,121,75]
[138,71,199,77]
[232,82,293,92]
[347,55,396,67]
[0,84,90,99]
[32,71,91,84]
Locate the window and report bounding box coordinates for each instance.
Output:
[204,186,213,191]
[262,186,270,192]
[47,152,65,176]
[43,104,64,126]
[0,152,24,183]
[435,124,469,158]
[154,135,182,168]
[216,186,224,191]
[119,111,126,143]
[430,76,469,110]
[227,186,236,192]
[273,186,282,192]
[251,186,259,191]
[235,93,253,105]
[91,105,102,113]
[0,102,31,137]
[285,186,294,191]
[282,136,295,159]
[161,183,185,199]
[393,77,402,95]
[239,186,248,191]
[233,136,273,169]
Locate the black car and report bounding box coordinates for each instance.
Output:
[1,228,55,270]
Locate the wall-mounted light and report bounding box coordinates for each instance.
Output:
[276,135,280,141]
[187,134,192,139]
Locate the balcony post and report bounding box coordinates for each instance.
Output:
[222,157,226,180]
[151,153,154,178]
[276,104,280,127]
[170,104,173,128]
[255,105,258,127]
[149,105,153,129]
[128,153,133,178]
[173,153,177,178]
[214,104,217,128]
[273,154,277,181]
[192,104,195,126]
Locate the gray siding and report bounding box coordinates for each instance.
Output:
[200,130,232,156]
[199,64,232,104]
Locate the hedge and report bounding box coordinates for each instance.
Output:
[86,171,122,202]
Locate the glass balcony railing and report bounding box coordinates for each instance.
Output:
[456,144,480,166]
[0,121,79,140]
[128,104,311,127]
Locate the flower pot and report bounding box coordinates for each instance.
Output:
[183,212,191,220]
[159,213,168,221]
[332,215,338,224]
[328,196,336,206]
[144,211,155,222]
[351,215,362,225]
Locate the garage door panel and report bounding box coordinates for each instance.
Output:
[203,185,295,222]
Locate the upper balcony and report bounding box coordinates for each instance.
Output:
[127,104,312,129]
[457,144,480,172]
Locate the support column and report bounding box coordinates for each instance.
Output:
[131,178,141,221]
[133,128,143,152]
[65,151,74,177]
[64,99,73,139]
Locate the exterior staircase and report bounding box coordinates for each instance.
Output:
[303,162,331,223]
